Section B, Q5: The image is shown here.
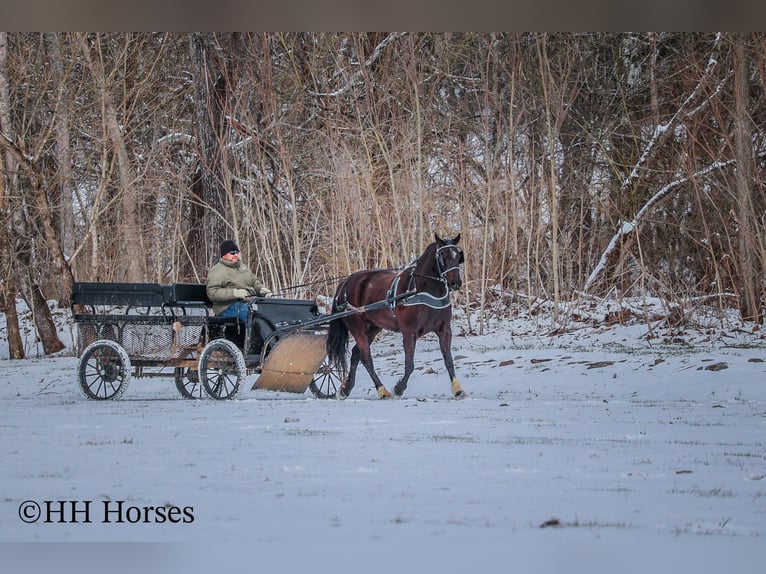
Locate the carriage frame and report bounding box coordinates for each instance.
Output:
[70,281,343,400]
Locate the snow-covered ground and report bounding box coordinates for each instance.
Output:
[2,296,766,572]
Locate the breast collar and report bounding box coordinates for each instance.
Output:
[386,269,452,311]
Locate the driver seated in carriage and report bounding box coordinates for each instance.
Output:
[206,239,273,323]
[206,239,273,355]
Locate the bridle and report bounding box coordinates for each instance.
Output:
[435,244,464,285]
[407,242,464,292]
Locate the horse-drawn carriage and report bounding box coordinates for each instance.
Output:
[70,281,348,400]
[70,234,467,401]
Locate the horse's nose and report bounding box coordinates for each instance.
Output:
[449,278,462,291]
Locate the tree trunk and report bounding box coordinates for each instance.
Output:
[732,33,762,322]
[8,197,66,355]
[1,277,25,359]
[44,33,75,273]
[0,39,23,357]
[188,33,230,275]
[0,32,23,359]
[21,286,66,355]
[537,35,561,317]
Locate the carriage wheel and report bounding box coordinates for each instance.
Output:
[78,340,132,400]
[174,367,204,399]
[198,339,246,400]
[309,355,343,399]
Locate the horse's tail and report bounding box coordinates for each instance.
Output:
[326,296,349,377]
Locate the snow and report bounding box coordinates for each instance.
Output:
[2,297,766,572]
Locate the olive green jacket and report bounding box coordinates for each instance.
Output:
[206,258,268,315]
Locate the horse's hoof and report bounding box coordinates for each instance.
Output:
[377,387,392,399]
[450,378,466,399]
[453,389,468,400]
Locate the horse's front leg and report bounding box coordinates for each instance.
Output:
[394,332,417,397]
[438,324,467,399]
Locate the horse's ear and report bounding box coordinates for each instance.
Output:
[453,233,461,245]
[434,232,443,244]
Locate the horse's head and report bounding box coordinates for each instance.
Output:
[434,233,464,292]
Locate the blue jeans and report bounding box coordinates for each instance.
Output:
[218,301,249,322]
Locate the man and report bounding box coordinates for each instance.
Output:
[206,239,272,322]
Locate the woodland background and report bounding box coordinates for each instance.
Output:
[0,32,764,359]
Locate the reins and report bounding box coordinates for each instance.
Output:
[276,265,408,297]
[279,243,462,304]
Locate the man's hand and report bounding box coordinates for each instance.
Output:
[260,289,273,298]
[233,288,251,300]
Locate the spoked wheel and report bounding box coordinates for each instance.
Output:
[174,367,204,399]
[309,355,343,399]
[198,339,246,400]
[78,340,132,400]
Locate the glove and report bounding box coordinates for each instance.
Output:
[260,289,273,298]
[232,288,250,300]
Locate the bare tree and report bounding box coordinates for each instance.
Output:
[0,32,66,356]
[0,32,24,359]
[732,33,762,322]
[78,33,144,283]
[44,33,75,263]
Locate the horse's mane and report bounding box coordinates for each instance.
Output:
[414,241,437,266]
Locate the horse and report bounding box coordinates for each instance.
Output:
[326,233,466,400]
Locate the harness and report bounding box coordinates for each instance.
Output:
[386,272,452,311]
[385,244,462,312]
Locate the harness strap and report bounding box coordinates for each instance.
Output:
[386,271,451,311]
[386,274,402,317]
[402,291,452,309]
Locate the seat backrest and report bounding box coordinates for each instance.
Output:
[164,283,212,307]
[71,282,165,308]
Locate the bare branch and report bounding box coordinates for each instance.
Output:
[307,33,405,98]
[583,154,766,294]
[619,33,723,193]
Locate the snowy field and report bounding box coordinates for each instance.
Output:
[2,297,766,572]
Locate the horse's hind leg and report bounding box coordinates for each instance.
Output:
[357,333,391,399]
[344,326,391,399]
[340,345,361,397]
[360,351,391,399]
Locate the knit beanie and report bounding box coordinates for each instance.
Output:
[220,240,239,256]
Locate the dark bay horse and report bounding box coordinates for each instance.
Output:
[326,233,466,399]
